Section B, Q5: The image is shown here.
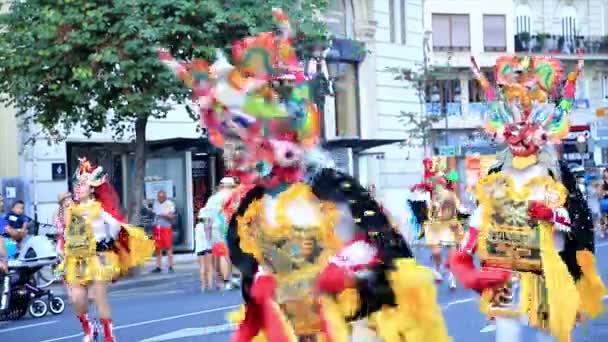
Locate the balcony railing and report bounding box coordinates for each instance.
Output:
[432,45,471,52]
[425,102,463,116]
[514,33,608,55]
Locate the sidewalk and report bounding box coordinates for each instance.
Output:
[49,253,200,297]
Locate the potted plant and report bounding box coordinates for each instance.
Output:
[518,32,531,51]
[537,33,549,52]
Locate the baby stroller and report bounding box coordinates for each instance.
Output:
[0,235,66,320]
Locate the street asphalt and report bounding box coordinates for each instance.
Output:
[1,242,608,341]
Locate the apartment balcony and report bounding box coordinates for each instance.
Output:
[514,34,608,59]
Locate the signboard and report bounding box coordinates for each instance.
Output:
[51,163,67,181]
[574,99,590,109]
[438,145,457,157]
[145,180,174,200]
[5,187,16,199]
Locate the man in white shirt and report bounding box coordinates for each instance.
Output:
[151,191,176,273]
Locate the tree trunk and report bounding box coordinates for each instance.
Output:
[131,115,148,224]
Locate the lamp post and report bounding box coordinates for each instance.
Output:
[443,54,453,147]
[422,30,432,156]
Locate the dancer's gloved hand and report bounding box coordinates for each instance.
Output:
[316,262,354,295]
[528,201,554,222]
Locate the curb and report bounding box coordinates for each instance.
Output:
[48,270,196,299]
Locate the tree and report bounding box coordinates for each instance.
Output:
[388,64,447,155]
[0,0,327,220]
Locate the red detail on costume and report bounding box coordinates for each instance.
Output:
[554,208,570,227]
[232,304,263,342]
[100,318,115,342]
[93,182,126,223]
[251,275,277,304]
[462,227,479,254]
[528,201,554,222]
[316,263,353,295]
[503,122,540,157]
[447,251,511,293]
[78,314,93,337]
[239,274,293,342]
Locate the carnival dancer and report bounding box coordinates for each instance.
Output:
[159,8,450,342]
[410,159,463,289]
[449,54,606,342]
[61,158,154,342]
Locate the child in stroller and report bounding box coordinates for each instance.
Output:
[0,233,66,320]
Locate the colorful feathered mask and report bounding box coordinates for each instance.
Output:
[470,54,583,158]
[158,9,321,186]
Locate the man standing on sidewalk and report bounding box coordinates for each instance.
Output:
[152,190,176,273]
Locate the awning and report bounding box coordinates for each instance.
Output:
[147,137,220,153]
[322,138,403,152]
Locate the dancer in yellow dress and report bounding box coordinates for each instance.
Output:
[61,158,154,342]
[411,159,463,289]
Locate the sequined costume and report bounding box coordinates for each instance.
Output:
[61,159,154,285]
[159,9,450,342]
[449,55,606,342]
[411,159,464,247]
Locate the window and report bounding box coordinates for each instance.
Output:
[432,14,470,51]
[561,6,577,44]
[515,5,532,33]
[483,15,506,52]
[426,79,461,103]
[575,74,587,100]
[326,0,354,39]
[389,0,396,43]
[329,62,359,137]
[602,73,608,103]
[468,71,495,102]
[400,0,407,44]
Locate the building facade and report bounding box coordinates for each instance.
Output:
[0,1,426,246]
[422,0,608,203]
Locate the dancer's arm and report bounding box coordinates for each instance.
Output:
[460,204,483,254]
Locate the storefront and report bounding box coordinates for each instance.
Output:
[67,138,222,252]
[560,125,593,168]
[432,129,500,208]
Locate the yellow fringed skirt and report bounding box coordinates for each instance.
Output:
[62,226,155,285]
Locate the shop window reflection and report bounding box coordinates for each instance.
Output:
[329,62,359,137]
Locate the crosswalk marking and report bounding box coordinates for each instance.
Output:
[139,324,237,341]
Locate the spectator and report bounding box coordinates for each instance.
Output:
[53,192,72,253]
[195,212,214,292]
[3,200,30,249]
[152,191,176,273]
[588,178,601,234]
[0,195,7,272]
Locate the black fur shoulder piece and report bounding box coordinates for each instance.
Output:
[309,168,413,319]
[226,186,264,303]
[309,168,413,261]
[556,161,595,280]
